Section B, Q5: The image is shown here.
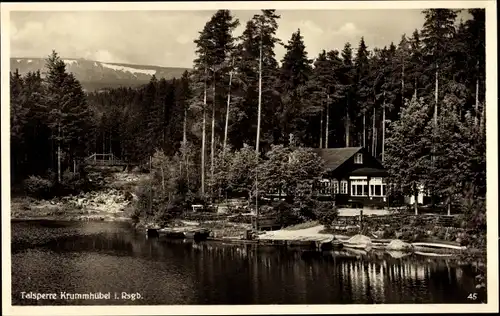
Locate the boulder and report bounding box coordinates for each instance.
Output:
[346,234,372,249]
[386,239,413,251]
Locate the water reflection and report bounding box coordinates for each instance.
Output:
[11,221,483,305]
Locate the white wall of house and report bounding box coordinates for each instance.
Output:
[405,183,426,205]
[407,194,424,205]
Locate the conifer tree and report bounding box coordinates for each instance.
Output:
[193,10,239,198]
[421,9,459,127]
[354,37,371,148]
[408,29,425,99]
[465,9,485,126]
[279,29,313,146]
[10,70,27,182]
[340,42,355,147]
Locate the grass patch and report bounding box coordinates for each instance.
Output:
[283,221,319,231]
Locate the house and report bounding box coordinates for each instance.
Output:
[404,183,429,205]
[312,147,389,208]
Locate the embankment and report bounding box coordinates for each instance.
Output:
[11,171,147,222]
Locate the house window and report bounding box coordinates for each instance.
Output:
[369,177,387,197]
[354,153,363,164]
[340,180,348,194]
[350,179,368,196]
[318,179,331,195]
[332,179,339,194]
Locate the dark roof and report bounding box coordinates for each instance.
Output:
[312,147,363,171]
[349,167,388,177]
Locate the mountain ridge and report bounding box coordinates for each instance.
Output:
[10,57,191,92]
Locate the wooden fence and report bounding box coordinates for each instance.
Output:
[84,153,128,167]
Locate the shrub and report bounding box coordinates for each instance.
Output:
[293,197,318,221]
[60,170,86,194]
[314,202,338,227]
[401,231,412,241]
[275,200,302,227]
[460,197,486,232]
[24,175,54,199]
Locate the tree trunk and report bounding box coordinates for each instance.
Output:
[431,64,438,169]
[201,68,207,196]
[186,155,190,187]
[401,61,405,105]
[211,75,216,195]
[345,100,350,147]
[414,184,418,216]
[414,77,417,99]
[149,156,153,214]
[255,28,264,230]
[382,92,386,163]
[480,100,485,132]
[434,65,439,128]
[256,37,263,156]
[57,124,61,183]
[160,165,165,192]
[372,107,376,156]
[183,107,187,147]
[475,77,479,127]
[363,113,366,148]
[325,94,330,148]
[319,108,323,148]
[447,195,451,216]
[223,57,234,153]
[50,134,54,171]
[182,107,188,177]
[414,193,418,215]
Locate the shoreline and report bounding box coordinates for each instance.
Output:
[10,216,486,259]
[11,216,133,222]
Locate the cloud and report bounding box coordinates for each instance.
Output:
[9,9,463,68]
[298,20,324,35]
[333,22,363,36]
[9,11,210,67]
[85,49,126,64]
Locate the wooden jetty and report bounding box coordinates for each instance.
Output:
[204,235,343,251]
[147,227,211,241]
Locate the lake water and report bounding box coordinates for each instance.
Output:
[11,220,486,305]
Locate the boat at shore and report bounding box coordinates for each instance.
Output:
[146,227,211,241]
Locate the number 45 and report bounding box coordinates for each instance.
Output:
[468,293,478,300]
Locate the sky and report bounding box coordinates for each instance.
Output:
[9,9,471,68]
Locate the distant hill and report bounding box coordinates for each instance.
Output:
[10,57,191,92]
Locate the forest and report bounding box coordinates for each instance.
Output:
[10,9,485,225]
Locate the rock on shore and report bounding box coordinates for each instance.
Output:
[386,239,414,251]
[345,234,372,249]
